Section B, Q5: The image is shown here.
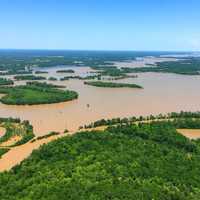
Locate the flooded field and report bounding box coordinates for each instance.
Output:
[0,69,200,136]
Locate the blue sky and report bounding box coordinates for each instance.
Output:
[0,0,200,51]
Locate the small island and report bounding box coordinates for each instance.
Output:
[56,69,75,73]
[48,77,57,81]
[0,82,78,105]
[35,71,48,74]
[84,81,143,88]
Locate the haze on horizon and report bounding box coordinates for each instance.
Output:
[0,0,200,51]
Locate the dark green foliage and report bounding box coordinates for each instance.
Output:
[101,67,125,77]
[84,81,143,88]
[31,132,60,143]
[60,76,82,81]
[84,111,200,129]
[122,58,200,75]
[12,121,34,146]
[0,122,200,199]
[56,69,75,73]
[60,76,69,81]
[0,148,9,158]
[91,66,131,78]
[60,75,101,81]
[48,77,57,81]
[64,129,69,133]
[26,81,65,89]
[0,117,21,124]
[0,78,13,86]
[35,71,48,74]
[0,83,78,105]
[0,50,194,76]
[0,128,13,144]
[14,75,46,81]
[0,120,34,147]
[81,75,101,80]
[172,118,200,129]
[0,70,32,76]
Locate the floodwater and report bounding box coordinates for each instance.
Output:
[113,56,179,68]
[0,69,200,136]
[177,129,200,140]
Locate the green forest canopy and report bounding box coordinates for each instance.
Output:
[0,83,78,105]
[0,121,200,199]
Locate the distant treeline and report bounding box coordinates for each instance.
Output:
[14,75,46,81]
[121,58,200,75]
[82,111,200,129]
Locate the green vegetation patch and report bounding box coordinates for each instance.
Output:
[0,83,78,105]
[0,78,14,86]
[83,111,200,129]
[26,81,65,89]
[56,69,75,73]
[0,148,9,158]
[84,81,143,88]
[0,120,34,147]
[122,58,200,75]
[48,77,57,81]
[35,71,48,74]
[1,121,200,199]
[31,132,60,143]
[14,75,46,81]
[60,75,101,81]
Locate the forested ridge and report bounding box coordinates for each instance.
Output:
[0,121,200,199]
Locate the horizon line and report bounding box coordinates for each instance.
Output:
[0,48,197,53]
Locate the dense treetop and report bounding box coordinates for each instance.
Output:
[0,83,78,105]
[0,121,200,199]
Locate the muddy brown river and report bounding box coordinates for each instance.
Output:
[0,69,200,136]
